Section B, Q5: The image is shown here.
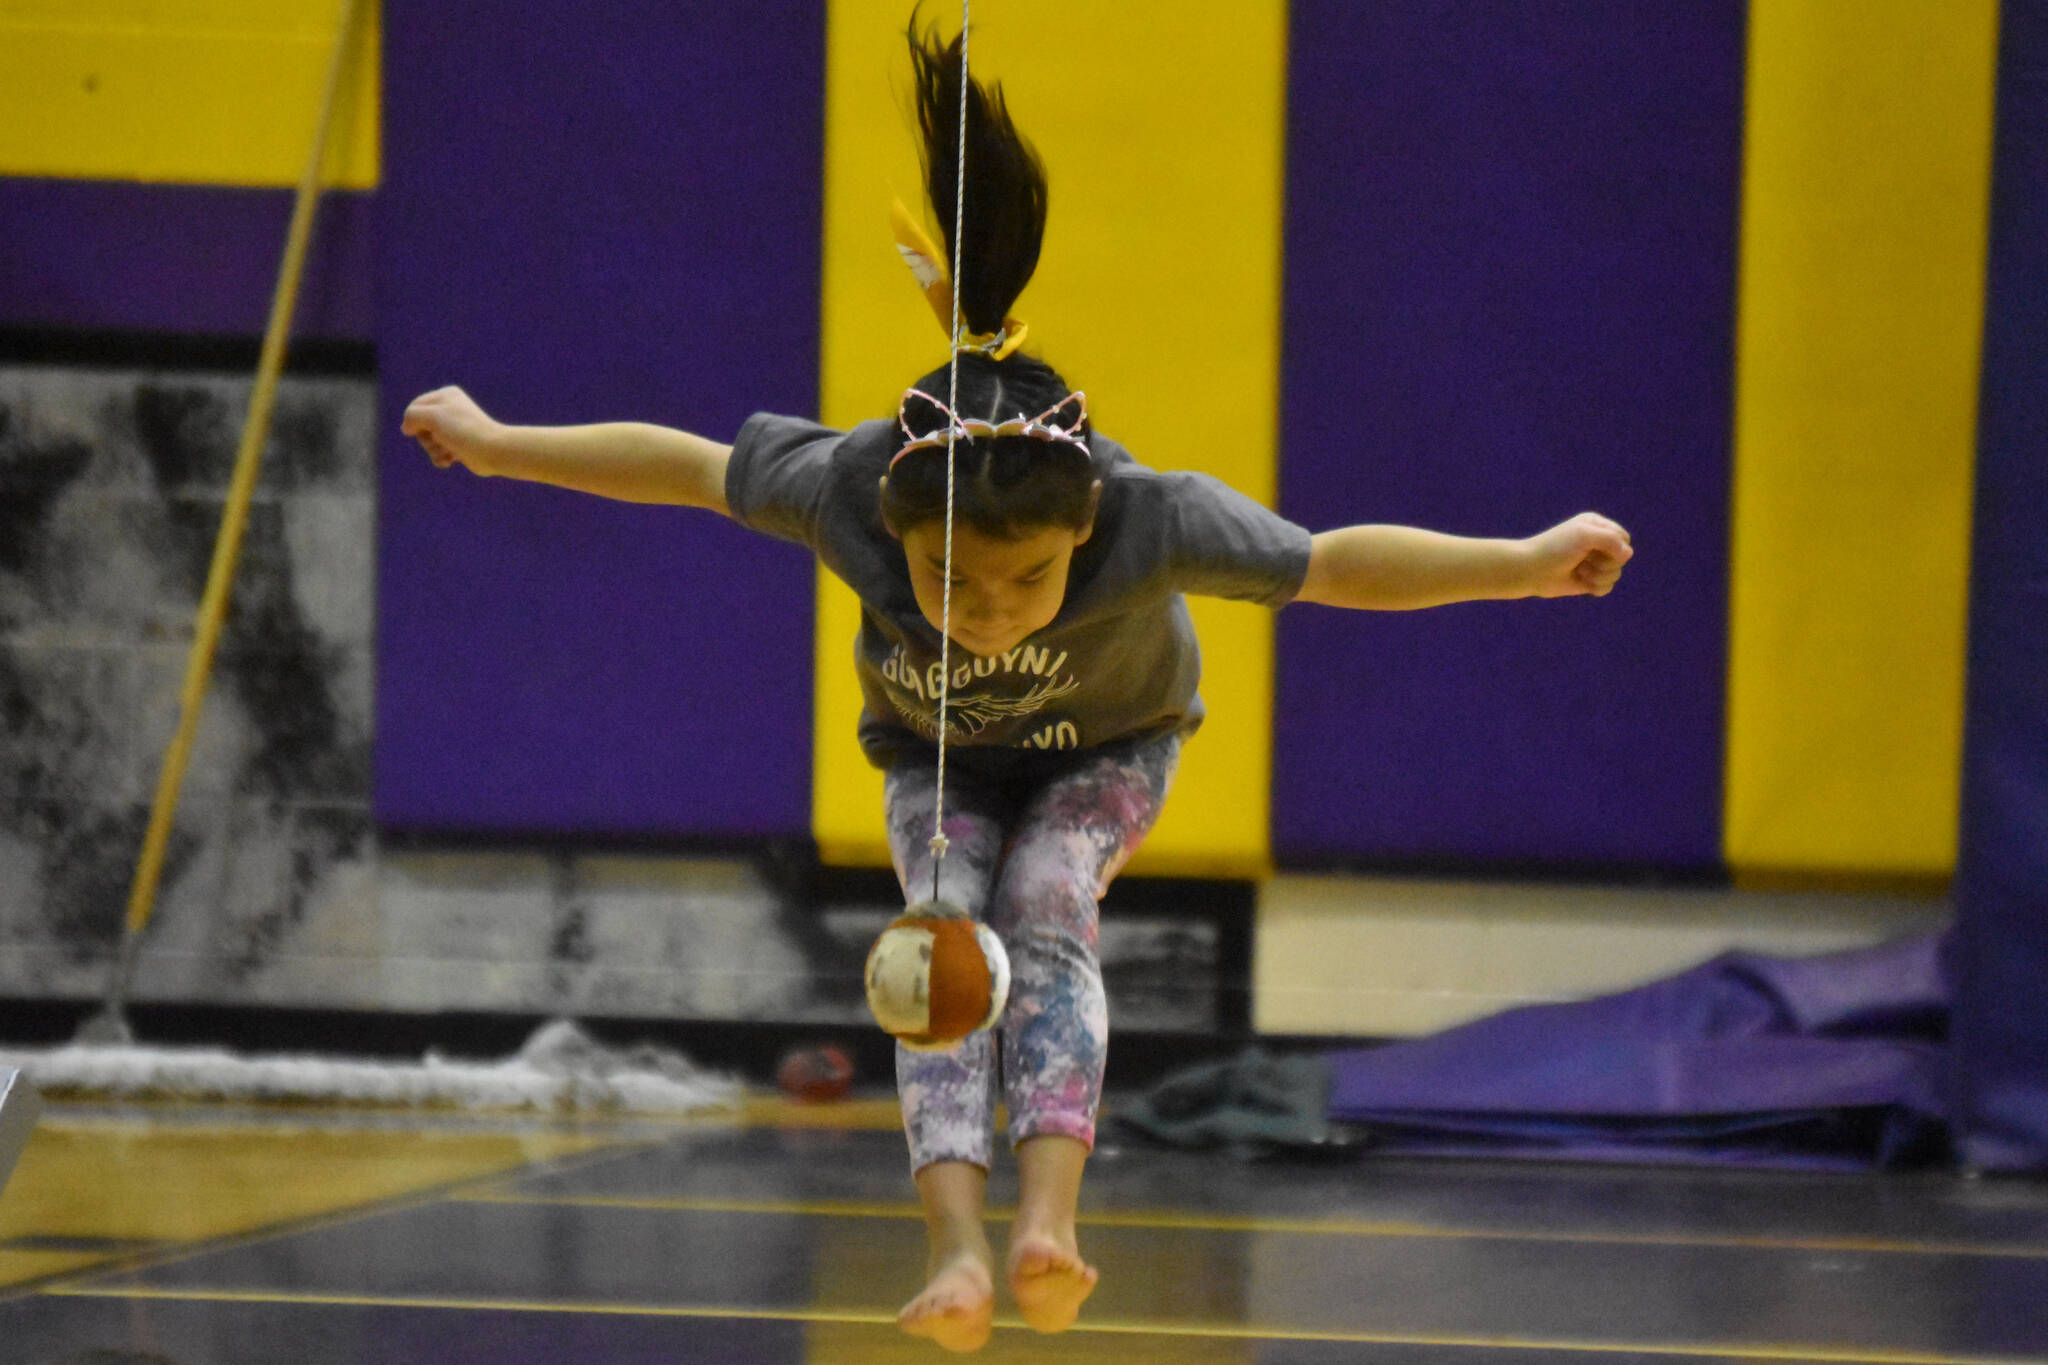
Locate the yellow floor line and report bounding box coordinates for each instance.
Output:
[446,1190,2048,1260]
[36,1284,2041,1365]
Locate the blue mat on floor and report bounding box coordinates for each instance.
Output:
[1320,932,1950,1168]
[1112,933,1953,1169]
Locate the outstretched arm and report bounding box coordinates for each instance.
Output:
[1293,512,1632,610]
[402,386,732,515]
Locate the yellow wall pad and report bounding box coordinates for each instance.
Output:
[0,1116,608,1281]
[0,0,379,187]
[816,0,1288,876]
[1253,875,1946,1038]
[1724,0,1997,880]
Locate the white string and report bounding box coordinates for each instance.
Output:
[930,0,970,904]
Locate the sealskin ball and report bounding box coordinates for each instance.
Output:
[864,900,1011,1051]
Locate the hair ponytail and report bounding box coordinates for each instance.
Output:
[886,15,1092,541]
[907,16,1047,338]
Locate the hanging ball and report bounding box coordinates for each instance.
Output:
[864,899,1010,1052]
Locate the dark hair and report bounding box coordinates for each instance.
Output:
[883,17,1095,540]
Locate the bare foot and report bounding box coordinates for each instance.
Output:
[899,1248,995,1353]
[1007,1228,1098,1334]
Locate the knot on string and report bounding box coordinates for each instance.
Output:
[928,831,950,903]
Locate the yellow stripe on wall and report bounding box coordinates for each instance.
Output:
[0,0,379,188]
[816,1,1288,876]
[1724,0,1998,883]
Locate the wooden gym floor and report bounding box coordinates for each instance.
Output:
[2,1095,2047,1363]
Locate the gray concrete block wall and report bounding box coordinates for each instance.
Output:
[1,365,378,1001]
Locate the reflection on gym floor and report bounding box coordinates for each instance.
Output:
[4,1098,2048,1363]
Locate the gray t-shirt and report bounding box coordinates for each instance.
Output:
[726,412,1313,771]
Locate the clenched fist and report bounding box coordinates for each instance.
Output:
[1524,512,1633,598]
[401,386,503,474]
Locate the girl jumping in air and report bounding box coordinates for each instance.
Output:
[403,20,1631,1353]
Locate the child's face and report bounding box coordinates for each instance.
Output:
[895,518,1090,658]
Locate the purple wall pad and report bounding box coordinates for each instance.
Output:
[1952,0,2048,1172]
[0,177,374,339]
[1272,4,1743,868]
[375,1,822,836]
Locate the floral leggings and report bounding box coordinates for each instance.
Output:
[883,733,1181,1173]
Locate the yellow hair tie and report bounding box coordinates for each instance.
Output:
[891,198,1029,361]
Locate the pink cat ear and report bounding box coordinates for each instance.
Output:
[892,388,973,469]
[1035,390,1088,436]
[898,387,960,435]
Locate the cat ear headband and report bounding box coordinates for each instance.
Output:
[892,387,1089,469]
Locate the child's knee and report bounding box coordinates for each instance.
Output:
[991,876,1097,949]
